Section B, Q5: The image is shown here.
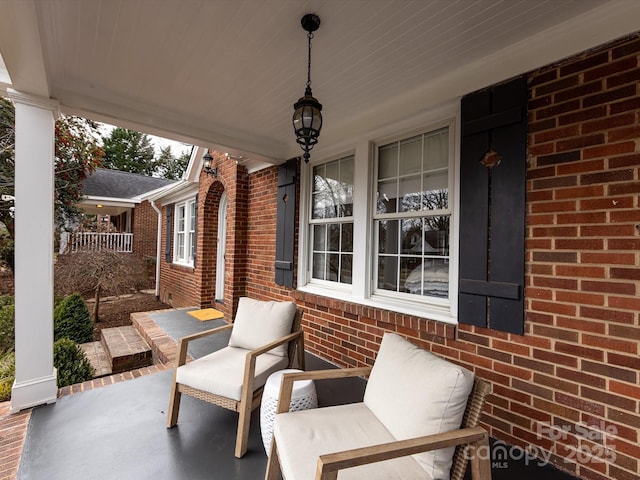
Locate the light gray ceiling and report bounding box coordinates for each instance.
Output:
[1,0,639,168]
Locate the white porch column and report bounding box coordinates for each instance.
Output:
[9,90,59,412]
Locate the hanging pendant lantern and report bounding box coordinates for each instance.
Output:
[293,14,322,163]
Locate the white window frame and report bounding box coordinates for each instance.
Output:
[298,104,460,324]
[173,197,197,267]
[372,125,453,308]
[308,154,355,290]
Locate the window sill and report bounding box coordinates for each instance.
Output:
[169,262,194,272]
[297,284,457,325]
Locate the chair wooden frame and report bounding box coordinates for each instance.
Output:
[265,368,491,480]
[168,310,304,458]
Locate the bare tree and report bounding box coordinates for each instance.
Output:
[55,251,149,322]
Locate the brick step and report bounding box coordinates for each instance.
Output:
[101,326,153,374]
[79,341,112,377]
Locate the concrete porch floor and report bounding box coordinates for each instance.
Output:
[1,308,578,480]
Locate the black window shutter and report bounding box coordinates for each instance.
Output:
[459,75,527,335]
[275,159,297,287]
[165,204,174,263]
[193,194,198,268]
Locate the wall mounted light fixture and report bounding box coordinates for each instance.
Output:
[292,13,322,163]
[202,150,217,178]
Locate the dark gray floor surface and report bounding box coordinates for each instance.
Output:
[18,309,575,480]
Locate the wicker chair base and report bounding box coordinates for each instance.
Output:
[177,384,264,413]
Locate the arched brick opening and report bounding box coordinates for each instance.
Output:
[198,181,224,308]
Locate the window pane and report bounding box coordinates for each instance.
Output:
[404,258,449,298]
[177,205,185,232]
[328,224,340,251]
[312,192,330,219]
[312,253,325,279]
[341,157,354,187]
[377,179,397,214]
[424,129,448,170]
[313,224,326,251]
[399,135,422,176]
[328,253,339,281]
[341,223,353,252]
[424,216,450,256]
[189,232,195,259]
[341,254,353,284]
[341,157,354,217]
[423,171,448,210]
[400,256,422,293]
[313,164,325,191]
[325,160,340,185]
[398,174,422,213]
[378,143,398,179]
[177,233,185,260]
[401,218,423,254]
[378,256,398,291]
[378,220,398,254]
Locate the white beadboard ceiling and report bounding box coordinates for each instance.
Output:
[1,0,639,168]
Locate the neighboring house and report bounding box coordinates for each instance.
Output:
[62,168,176,258]
[153,34,640,480]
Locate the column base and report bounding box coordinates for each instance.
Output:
[10,369,58,413]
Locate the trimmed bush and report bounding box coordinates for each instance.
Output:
[54,293,93,344]
[0,295,14,308]
[53,338,94,387]
[0,238,14,272]
[0,301,14,354]
[0,350,15,401]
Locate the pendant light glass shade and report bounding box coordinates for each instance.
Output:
[293,86,323,162]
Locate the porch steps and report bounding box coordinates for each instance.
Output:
[80,326,153,377]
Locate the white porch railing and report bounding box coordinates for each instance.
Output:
[62,232,133,253]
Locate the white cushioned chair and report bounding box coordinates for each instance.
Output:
[265,333,491,480]
[167,297,304,458]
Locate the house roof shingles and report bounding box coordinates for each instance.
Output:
[82,168,176,199]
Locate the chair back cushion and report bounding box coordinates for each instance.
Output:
[228,297,297,357]
[363,333,474,480]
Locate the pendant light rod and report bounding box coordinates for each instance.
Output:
[302,14,320,88]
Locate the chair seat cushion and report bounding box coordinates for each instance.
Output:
[274,403,430,480]
[176,346,288,401]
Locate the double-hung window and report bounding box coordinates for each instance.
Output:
[374,127,451,302]
[309,155,354,285]
[302,117,455,320]
[174,198,196,266]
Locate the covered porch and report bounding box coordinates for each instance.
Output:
[1,307,572,480]
[1,2,639,480]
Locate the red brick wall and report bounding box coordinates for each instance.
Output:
[289,35,640,480]
[159,262,198,308]
[523,34,640,480]
[245,163,300,302]
[159,199,198,308]
[132,200,158,259]
[158,151,250,314]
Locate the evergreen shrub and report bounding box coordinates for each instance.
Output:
[53,338,94,387]
[0,299,14,354]
[0,350,15,401]
[54,293,93,344]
